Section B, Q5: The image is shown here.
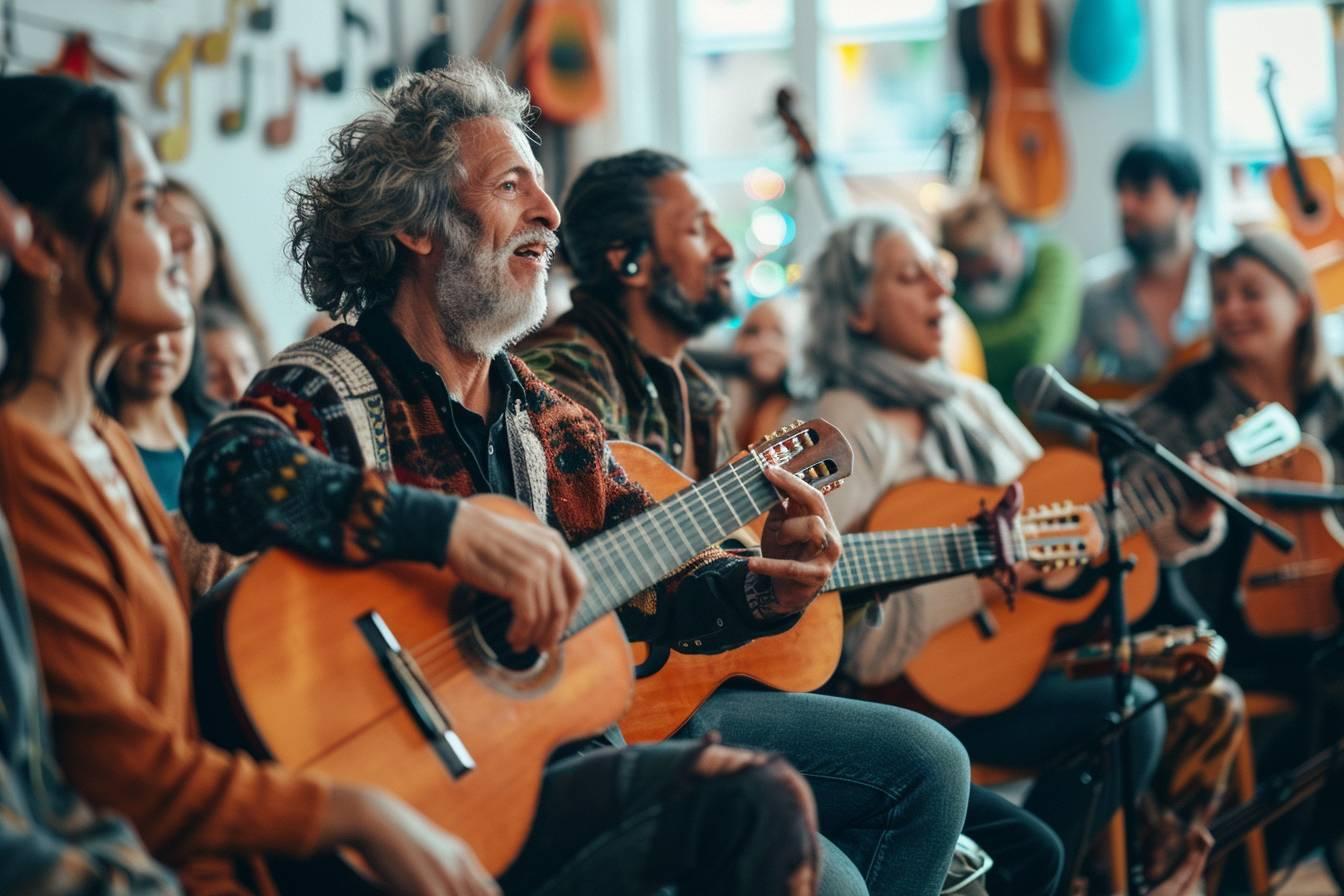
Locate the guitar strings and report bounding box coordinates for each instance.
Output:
[404,522,1004,684]
[394,450,776,678]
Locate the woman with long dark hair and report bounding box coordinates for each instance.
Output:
[161,178,269,358]
[0,74,501,896]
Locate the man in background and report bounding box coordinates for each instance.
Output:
[1068,139,1211,387]
[941,187,1081,404]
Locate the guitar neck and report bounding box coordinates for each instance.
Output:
[826,525,1003,592]
[1263,66,1320,214]
[567,453,778,633]
[1209,737,1344,862]
[1092,436,1239,541]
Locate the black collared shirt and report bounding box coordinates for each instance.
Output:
[358,311,524,497]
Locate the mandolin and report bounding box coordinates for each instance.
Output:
[192,420,851,876]
[1238,434,1344,638]
[978,0,1069,219]
[616,443,1097,742]
[865,403,1300,717]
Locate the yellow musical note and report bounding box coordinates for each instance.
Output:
[152,35,197,163]
[199,0,259,65]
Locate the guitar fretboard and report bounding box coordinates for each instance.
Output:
[1094,438,1240,541]
[826,525,1003,592]
[567,452,779,634]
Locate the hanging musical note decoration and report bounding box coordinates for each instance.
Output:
[199,0,258,65]
[249,0,277,33]
[320,3,373,94]
[152,34,197,162]
[219,52,253,135]
[371,0,403,90]
[39,32,131,82]
[265,47,320,148]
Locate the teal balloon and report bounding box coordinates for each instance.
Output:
[1068,0,1144,89]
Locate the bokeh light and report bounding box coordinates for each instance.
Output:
[743,166,787,201]
[746,259,787,297]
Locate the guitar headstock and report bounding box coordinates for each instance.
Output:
[750,419,853,494]
[1260,57,1279,95]
[1224,402,1301,469]
[774,87,818,168]
[1019,502,1101,571]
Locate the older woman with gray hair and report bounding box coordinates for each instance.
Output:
[795,211,1234,893]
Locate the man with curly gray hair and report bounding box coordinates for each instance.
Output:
[183,59,838,895]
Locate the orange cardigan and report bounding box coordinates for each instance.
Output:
[0,409,328,894]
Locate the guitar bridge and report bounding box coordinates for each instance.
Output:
[356,611,475,778]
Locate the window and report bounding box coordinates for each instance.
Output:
[671,0,957,306]
[1208,0,1336,158]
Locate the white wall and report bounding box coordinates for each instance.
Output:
[6,0,625,348]
[6,0,1223,344]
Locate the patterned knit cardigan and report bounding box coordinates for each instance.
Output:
[182,317,792,654]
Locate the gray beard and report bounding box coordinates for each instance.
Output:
[432,216,549,358]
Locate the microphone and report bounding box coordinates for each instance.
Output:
[1013,364,1115,429]
[1013,365,1297,553]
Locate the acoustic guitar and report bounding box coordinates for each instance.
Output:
[978,0,1069,219]
[1238,434,1344,638]
[192,420,851,876]
[864,403,1300,718]
[615,442,1097,743]
[1260,59,1344,252]
[1259,58,1344,311]
[522,0,605,125]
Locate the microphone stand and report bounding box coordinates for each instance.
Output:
[1096,428,1146,894]
[1084,409,1294,895]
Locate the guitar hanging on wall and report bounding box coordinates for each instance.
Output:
[1260,58,1344,249]
[978,0,1070,219]
[522,0,606,125]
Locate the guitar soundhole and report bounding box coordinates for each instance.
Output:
[466,592,546,673]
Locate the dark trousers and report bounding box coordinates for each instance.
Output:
[955,673,1166,892]
[680,689,971,896]
[499,739,817,896]
[965,786,1065,896]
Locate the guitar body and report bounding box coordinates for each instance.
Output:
[1240,437,1344,638]
[1074,337,1211,403]
[523,0,605,124]
[868,449,1158,717]
[979,0,1069,219]
[611,441,843,743]
[192,494,633,876]
[1267,154,1344,248]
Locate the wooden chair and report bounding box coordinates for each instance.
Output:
[1205,691,1295,896]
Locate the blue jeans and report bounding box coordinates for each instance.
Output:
[954,673,1166,890]
[679,688,971,896]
